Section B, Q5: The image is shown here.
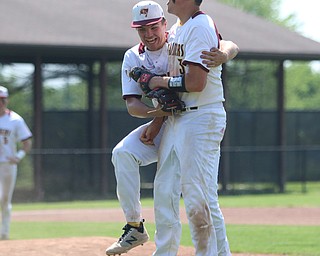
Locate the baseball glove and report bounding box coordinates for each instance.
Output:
[128,66,155,94]
[146,88,186,113]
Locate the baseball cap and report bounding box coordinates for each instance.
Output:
[131,1,164,28]
[0,86,9,98]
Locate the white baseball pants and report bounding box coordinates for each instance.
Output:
[153,104,231,256]
[112,121,165,222]
[0,163,17,238]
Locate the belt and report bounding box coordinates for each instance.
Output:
[182,106,198,112]
[181,102,224,112]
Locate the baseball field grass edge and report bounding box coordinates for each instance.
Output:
[10,222,320,256]
[14,185,320,211]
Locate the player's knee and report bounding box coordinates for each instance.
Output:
[111,145,125,165]
[111,140,133,157]
[112,145,141,167]
[154,182,180,206]
[188,204,213,244]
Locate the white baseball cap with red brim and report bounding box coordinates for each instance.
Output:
[131,1,164,28]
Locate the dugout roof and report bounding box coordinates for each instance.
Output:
[0,0,320,62]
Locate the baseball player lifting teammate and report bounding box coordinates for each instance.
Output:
[131,0,233,255]
[106,1,238,255]
[0,86,32,240]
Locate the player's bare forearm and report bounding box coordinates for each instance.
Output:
[126,96,171,118]
[148,76,170,91]
[140,117,164,145]
[149,64,206,93]
[22,138,32,153]
[219,40,239,61]
[201,40,239,68]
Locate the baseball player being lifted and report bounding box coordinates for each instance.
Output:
[0,86,32,240]
[106,1,239,255]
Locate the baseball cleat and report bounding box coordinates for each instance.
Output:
[106,220,149,255]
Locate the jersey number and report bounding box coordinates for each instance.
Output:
[178,58,185,74]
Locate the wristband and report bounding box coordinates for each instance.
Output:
[16,150,26,160]
[168,75,188,92]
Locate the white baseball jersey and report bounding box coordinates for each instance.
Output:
[121,41,169,98]
[153,12,231,256]
[0,110,32,162]
[168,11,225,107]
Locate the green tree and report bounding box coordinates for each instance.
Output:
[218,0,320,110]
[225,60,278,110]
[285,62,320,109]
[42,62,124,111]
[217,0,299,29]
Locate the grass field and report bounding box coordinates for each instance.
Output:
[14,182,320,210]
[11,182,320,256]
[11,222,320,255]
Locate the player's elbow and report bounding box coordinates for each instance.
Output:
[194,83,206,92]
[22,138,33,153]
[186,79,207,92]
[127,107,136,117]
[126,97,145,118]
[127,105,149,118]
[127,107,142,118]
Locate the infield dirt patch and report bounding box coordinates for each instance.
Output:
[0,236,283,256]
[2,207,318,256]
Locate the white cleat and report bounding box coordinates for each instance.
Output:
[106,221,149,255]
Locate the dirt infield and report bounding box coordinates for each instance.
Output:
[1,207,319,256]
[0,237,282,256]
